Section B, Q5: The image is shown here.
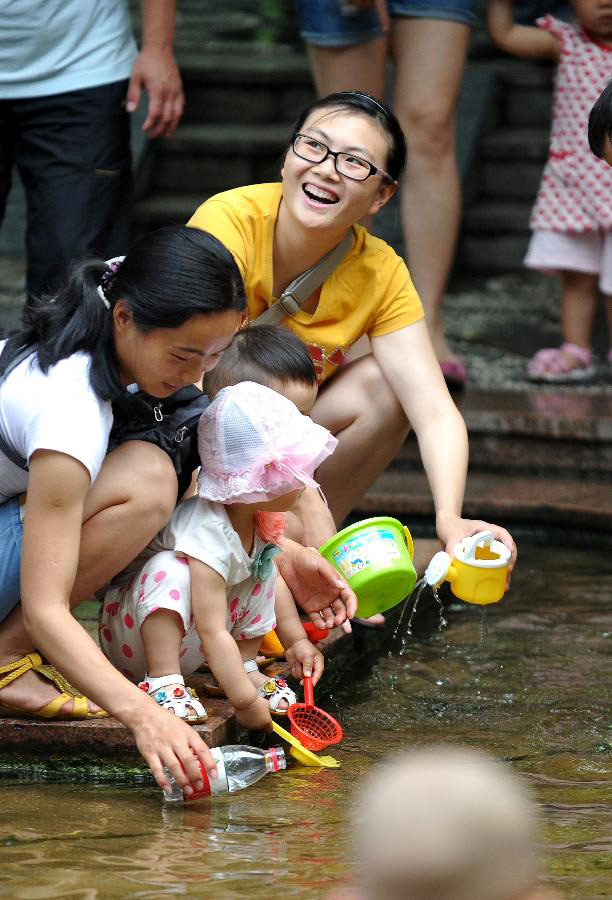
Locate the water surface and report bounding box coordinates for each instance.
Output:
[1,545,610,898]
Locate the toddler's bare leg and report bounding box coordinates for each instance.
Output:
[140,609,184,677]
[560,270,598,349]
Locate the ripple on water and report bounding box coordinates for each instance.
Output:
[0,545,610,898]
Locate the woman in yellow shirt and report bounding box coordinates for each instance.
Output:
[189,91,515,574]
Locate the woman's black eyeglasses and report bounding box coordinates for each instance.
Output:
[292,133,395,184]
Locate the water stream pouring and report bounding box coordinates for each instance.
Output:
[287,675,343,752]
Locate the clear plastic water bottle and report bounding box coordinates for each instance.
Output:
[163,744,286,802]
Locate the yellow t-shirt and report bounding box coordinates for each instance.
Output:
[188,183,423,383]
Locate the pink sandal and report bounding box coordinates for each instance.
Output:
[440,356,468,388]
[527,342,594,383]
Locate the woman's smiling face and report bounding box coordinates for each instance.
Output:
[280,108,396,233]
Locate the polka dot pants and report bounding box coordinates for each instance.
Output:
[99,550,276,683]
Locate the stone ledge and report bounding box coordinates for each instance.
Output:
[0,629,360,779]
[361,469,612,533]
[457,390,612,441]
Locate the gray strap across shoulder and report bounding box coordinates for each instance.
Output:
[0,345,35,471]
[253,228,354,327]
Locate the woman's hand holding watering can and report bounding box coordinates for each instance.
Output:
[436,512,517,589]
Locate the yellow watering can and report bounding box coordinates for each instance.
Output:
[424,531,511,606]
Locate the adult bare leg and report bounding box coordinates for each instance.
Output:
[311,354,409,527]
[391,19,470,367]
[312,356,442,596]
[306,36,388,99]
[0,442,177,715]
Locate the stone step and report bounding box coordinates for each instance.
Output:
[135,192,206,229]
[357,467,612,534]
[480,127,550,160]
[457,232,530,271]
[463,199,531,234]
[180,54,313,124]
[0,629,355,778]
[479,157,545,199]
[150,123,289,194]
[394,390,612,477]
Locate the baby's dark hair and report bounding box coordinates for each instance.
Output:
[588,80,612,160]
[204,324,317,399]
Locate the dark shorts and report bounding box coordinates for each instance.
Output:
[295,0,475,46]
[0,496,22,624]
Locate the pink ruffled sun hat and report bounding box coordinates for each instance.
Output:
[197,381,338,504]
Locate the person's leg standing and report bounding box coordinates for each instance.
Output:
[13,79,132,299]
[295,1,388,107]
[391,15,471,373]
[0,100,16,235]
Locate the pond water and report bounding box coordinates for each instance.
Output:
[1,544,610,899]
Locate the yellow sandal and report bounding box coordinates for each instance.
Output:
[0,652,107,719]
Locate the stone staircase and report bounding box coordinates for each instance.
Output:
[354,388,612,543]
[459,58,554,272]
[134,50,314,237]
[134,45,555,275]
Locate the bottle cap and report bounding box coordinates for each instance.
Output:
[265,747,286,772]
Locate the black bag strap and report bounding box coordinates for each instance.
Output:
[0,344,35,471]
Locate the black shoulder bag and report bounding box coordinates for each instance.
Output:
[108,386,208,498]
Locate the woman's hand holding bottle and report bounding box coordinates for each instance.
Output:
[128,699,218,796]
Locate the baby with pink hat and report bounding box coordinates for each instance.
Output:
[100,380,337,732]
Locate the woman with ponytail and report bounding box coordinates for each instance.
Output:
[0,225,245,795]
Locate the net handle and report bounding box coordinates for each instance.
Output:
[304,674,314,707]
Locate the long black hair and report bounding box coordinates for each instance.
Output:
[288,90,407,182]
[0,226,245,401]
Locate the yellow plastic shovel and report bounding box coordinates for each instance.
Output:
[272,721,340,768]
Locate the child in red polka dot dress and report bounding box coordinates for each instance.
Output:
[489,0,612,382]
[99,380,337,733]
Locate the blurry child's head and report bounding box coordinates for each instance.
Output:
[204,324,318,413]
[589,79,612,166]
[197,381,337,510]
[354,746,546,900]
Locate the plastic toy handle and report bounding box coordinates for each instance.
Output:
[404,526,415,560]
[303,674,314,707]
[461,530,494,562]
